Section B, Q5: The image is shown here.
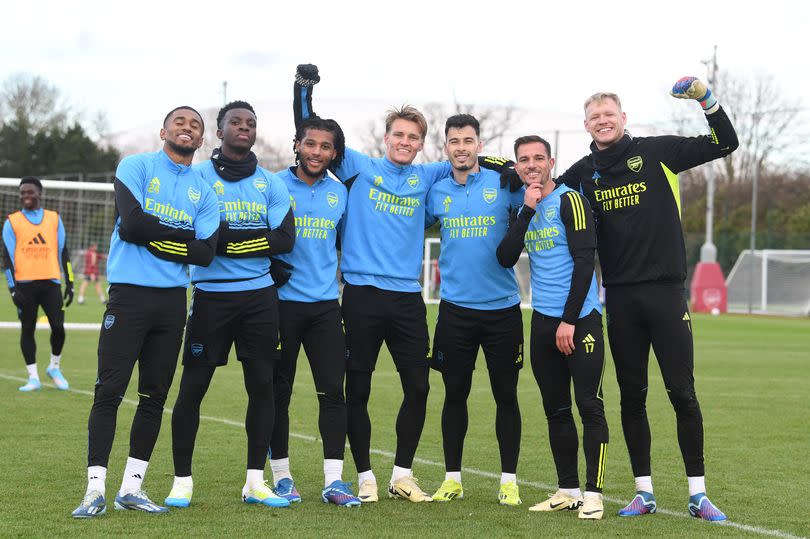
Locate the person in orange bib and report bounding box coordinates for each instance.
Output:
[3,176,74,391]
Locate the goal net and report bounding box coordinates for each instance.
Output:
[422,237,533,308]
[726,249,810,316]
[0,177,115,286]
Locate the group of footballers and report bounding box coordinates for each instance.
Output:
[2,63,737,523]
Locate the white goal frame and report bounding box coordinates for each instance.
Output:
[726,249,810,316]
[422,237,533,309]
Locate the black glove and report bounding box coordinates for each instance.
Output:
[479,156,523,192]
[9,286,26,308]
[63,283,74,307]
[270,258,293,288]
[295,64,320,87]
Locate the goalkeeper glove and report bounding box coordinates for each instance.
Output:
[64,282,74,307]
[270,258,293,288]
[671,76,718,113]
[295,64,321,87]
[9,286,26,308]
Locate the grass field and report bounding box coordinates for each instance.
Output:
[1,295,808,538]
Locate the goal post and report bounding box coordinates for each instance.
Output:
[422,237,534,309]
[0,177,115,281]
[726,249,810,316]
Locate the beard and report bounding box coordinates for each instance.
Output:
[165,138,198,157]
[298,158,328,179]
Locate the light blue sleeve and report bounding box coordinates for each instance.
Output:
[3,219,15,287]
[420,161,452,188]
[336,147,372,181]
[266,172,291,229]
[194,184,221,240]
[57,215,66,256]
[424,186,438,228]
[115,155,147,202]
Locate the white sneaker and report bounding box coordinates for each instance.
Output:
[529,490,582,512]
[242,481,290,508]
[358,479,378,503]
[165,482,193,508]
[579,493,604,520]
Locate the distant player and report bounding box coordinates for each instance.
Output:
[165,100,295,510]
[497,136,608,520]
[78,242,106,305]
[72,106,220,518]
[425,115,525,506]
[3,176,74,392]
[557,78,738,521]
[267,115,360,507]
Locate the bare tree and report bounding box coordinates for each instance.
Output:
[672,70,807,183]
[355,101,517,162]
[356,118,386,158]
[421,101,517,162]
[0,73,70,132]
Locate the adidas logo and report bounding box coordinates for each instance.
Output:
[28,233,47,245]
[132,474,143,479]
[582,334,596,344]
[682,312,691,321]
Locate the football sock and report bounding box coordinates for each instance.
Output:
[270,458,292,484]
[358,470,376,485]
[635,476,653,494]
[688,476,706,497]
[26,363,39,380]
[391,466,411,483]
[87,466,106,496]
[245,469,264,489]
[324,459,343,487]
[120,457,148,494]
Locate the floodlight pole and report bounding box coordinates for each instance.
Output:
[700,46,718,263]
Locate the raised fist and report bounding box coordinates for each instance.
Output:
[295,64,320,87]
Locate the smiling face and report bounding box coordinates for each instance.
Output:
[19,182,41,210]
[584,96,627,150]
[295,128,337,180]
[160,108,204,158]
[445,125,482,172]
[218,107,257,156]
[384,118,424,166]
[515,141,555,192]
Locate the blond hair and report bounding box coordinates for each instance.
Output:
[384,105,427,140]
[583,92,622,112]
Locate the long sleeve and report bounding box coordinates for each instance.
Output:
[293,77,317,129]
[55,216,73,286]
[114,179,195,243]
[146,230,219,267]
[560,191,597,324]
[659,105,739,173]
[218,207,295,258]
[3,219,15,288]
[496,206,533,268]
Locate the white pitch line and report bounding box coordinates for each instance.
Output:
[1,372,805,539]
[0,321,100,330]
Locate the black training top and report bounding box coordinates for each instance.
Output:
[557,106,738,286]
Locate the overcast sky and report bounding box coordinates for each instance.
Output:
[2,0,807,137]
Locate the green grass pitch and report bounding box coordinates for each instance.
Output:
[0,295,808,538]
